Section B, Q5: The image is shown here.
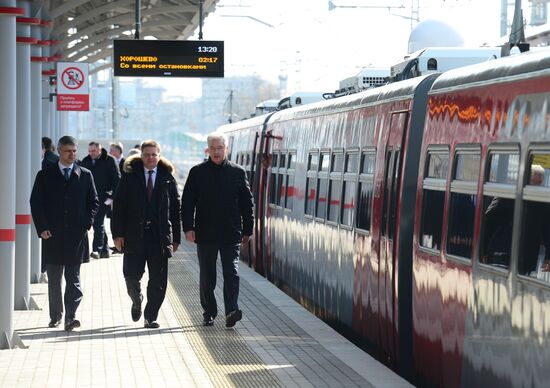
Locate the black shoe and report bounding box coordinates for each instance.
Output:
[64,319,81,332]
[48,319,61,328]
[90,252,100,259]
[225,309,242,328]
[202,317,214,326]
[144,319,160,329]
[99,251,110,259]
[131,295,143,322]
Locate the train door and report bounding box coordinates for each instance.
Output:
[247,130,260,269]
[379,111,408,365]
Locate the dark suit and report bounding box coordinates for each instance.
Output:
[80,148,120,254]
[111,156,181,322]
[30,164,99,323]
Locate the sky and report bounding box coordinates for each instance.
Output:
[143,0,506,99]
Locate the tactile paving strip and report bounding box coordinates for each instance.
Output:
[167,244,373,388]
[166,256,282,388]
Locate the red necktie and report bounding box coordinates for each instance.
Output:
[147,170,154,201]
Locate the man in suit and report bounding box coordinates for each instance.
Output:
[41,136,59,170]
[111,140,181,329]
[181,132,254,328]
[80,141,120,259]
[30,136,99,331]
[109,141,125,173]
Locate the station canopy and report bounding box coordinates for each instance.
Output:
[46,0,219,73]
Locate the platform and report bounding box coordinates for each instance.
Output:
[0,241,411,387]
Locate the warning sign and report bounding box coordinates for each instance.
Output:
[57,62,89,111]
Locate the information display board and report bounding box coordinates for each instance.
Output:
[113,40,224,78]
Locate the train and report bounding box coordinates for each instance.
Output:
[216,49,550,387]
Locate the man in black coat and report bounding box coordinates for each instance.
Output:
[109,141,125,173]
[80,141,120,258]
[111,140,181,329]
[30,136,99,331]
[182,133,254,328]
[41,136,59,169]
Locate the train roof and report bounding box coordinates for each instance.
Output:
[430,48,550,92]
[217,112,271,134]
[270,74,437,124]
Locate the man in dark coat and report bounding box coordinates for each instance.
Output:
[30,136,99,331]
[181,132,254,328]
[109,141,125,173]
[111,140,181,329]
[80,141,120,258]
[41,136,59,169]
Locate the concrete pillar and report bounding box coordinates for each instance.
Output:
[29,19,44,283]
[14,1,35,310]
[41,41,50,138]
[0,0,24,350]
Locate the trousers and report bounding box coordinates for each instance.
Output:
[46,264,83,323]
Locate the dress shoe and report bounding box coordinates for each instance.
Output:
[131,295,143,322]
[144,319,160,329]
[48,319,61,328]
[99,251,110,259]
[225,309,242,328]
[202,317,214,326]
[64,319,81,332]
[90,252,100,259]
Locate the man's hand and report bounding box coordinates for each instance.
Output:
[172,242,179,252]
[241,235,250,246]
[185,231,195,243]
[40,230,52,239]
[114,237,125,252]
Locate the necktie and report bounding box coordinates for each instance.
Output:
[63,168,70,181]
[147,170,154,201]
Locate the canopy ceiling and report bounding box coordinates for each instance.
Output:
[41,0,219,72]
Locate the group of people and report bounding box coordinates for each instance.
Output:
[31,134,254,332]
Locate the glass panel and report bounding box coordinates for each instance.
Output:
[528,154,549,187]
[420,189,445,250]
[447,192,477,258]
[279,154,286,170]
[356,181,374,231]
[361,152,376,174]
[269,172,277,204]
[519,200,550,280]
[277,174,285,206]
[308,153,319,171]
[328,179,342,222]
[480,195,514,268]
[272,153,278,168]
[455,153,480,181]
[286,175,294,209]
[331,153,344,172]
[320,153,330,172]
[316,178,328,218]
[342,181,357,226]
[288,154,295,169]
[487,153,519,184]
[346,153,359,173]
[305,177,317,216]
[426,153,449,179]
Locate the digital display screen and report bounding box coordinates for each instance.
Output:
[113,40,224,78]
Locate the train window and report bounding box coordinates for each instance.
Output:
[446,148,480,259]
[420,149,449,250]
[320,152,330,172]
[479,150,519,270]
[356,149,376,231]
[246,153,251,166]
[272,153,279,168]
[316,177,328,219]
[305,151,319,216]
[277,173,285,206]
[279,153,286,170]
[331,153,344,173]
[286,152,296,210]
[518,154,550,281]
[288,153,295,169]
[345,153,359,173]
[269,170,277,205]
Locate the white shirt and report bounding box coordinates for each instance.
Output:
[58,161,74,177]
[144,167,157,188]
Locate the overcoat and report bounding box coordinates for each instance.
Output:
[111,155,181,258]
[80,147,120,203]
[30,164,99,265]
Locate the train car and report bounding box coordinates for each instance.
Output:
[413,49,550,387]
[218,49,550,387]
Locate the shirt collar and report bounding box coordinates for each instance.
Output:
[58,161,74,170]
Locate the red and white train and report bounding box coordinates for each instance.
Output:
[218,49,550,387]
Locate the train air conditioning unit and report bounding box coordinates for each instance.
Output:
[334,68,390,97]
[390,47,501,82]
